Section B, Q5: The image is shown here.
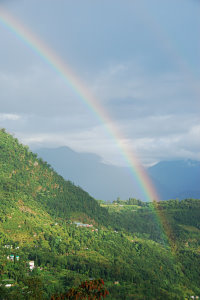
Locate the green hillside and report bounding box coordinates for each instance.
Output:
[0,128,110,226]
[0,129,200,299]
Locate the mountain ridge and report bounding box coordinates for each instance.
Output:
[36,146,200,201]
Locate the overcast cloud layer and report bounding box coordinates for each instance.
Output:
[0,0,199,167]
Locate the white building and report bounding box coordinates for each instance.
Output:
[29,261,35,271]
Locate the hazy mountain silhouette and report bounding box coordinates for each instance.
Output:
[36,147,200,201]
[36,147,148,201]
[148,160,200,200]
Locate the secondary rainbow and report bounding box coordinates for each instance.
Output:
[0,7,159,203]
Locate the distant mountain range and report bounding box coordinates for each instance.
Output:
[36,146,200,201]
[36,147,145,201]
[148,160,200,200]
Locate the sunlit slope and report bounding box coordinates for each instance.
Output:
[0,129,109,226]
[103,199,200,248]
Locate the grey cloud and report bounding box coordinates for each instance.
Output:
[0,67,99,125]
[0,0,199,167]
[93,68,199,119]
[121,114,200,138]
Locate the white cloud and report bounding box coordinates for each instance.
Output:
[130,124,200,166]
[0,113,21,121]
[15,125,130,167]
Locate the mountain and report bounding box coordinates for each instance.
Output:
[36,146,146,201]
[36,147,200,201]
[0,129,200,299]
[148,160,200,200]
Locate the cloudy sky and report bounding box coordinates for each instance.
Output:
[0,0,199,167]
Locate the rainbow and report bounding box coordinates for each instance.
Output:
[0,5,178,249]
[0,6,159,204]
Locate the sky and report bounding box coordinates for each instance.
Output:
[0,0,200,167]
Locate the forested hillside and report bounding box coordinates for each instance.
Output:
[0,129,200,299]
[0,129,110,226]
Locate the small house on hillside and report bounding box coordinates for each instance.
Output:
[74,222,93,228]
[10,255,14,261]
[29,261,35,271]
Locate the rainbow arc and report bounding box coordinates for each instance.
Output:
[0,6,159,203]
[0,6,180,252]
[0,6,178,249]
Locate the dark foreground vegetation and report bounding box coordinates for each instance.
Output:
[0,129,200,299]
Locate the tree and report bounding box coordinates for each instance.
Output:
[51,279,109,300]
